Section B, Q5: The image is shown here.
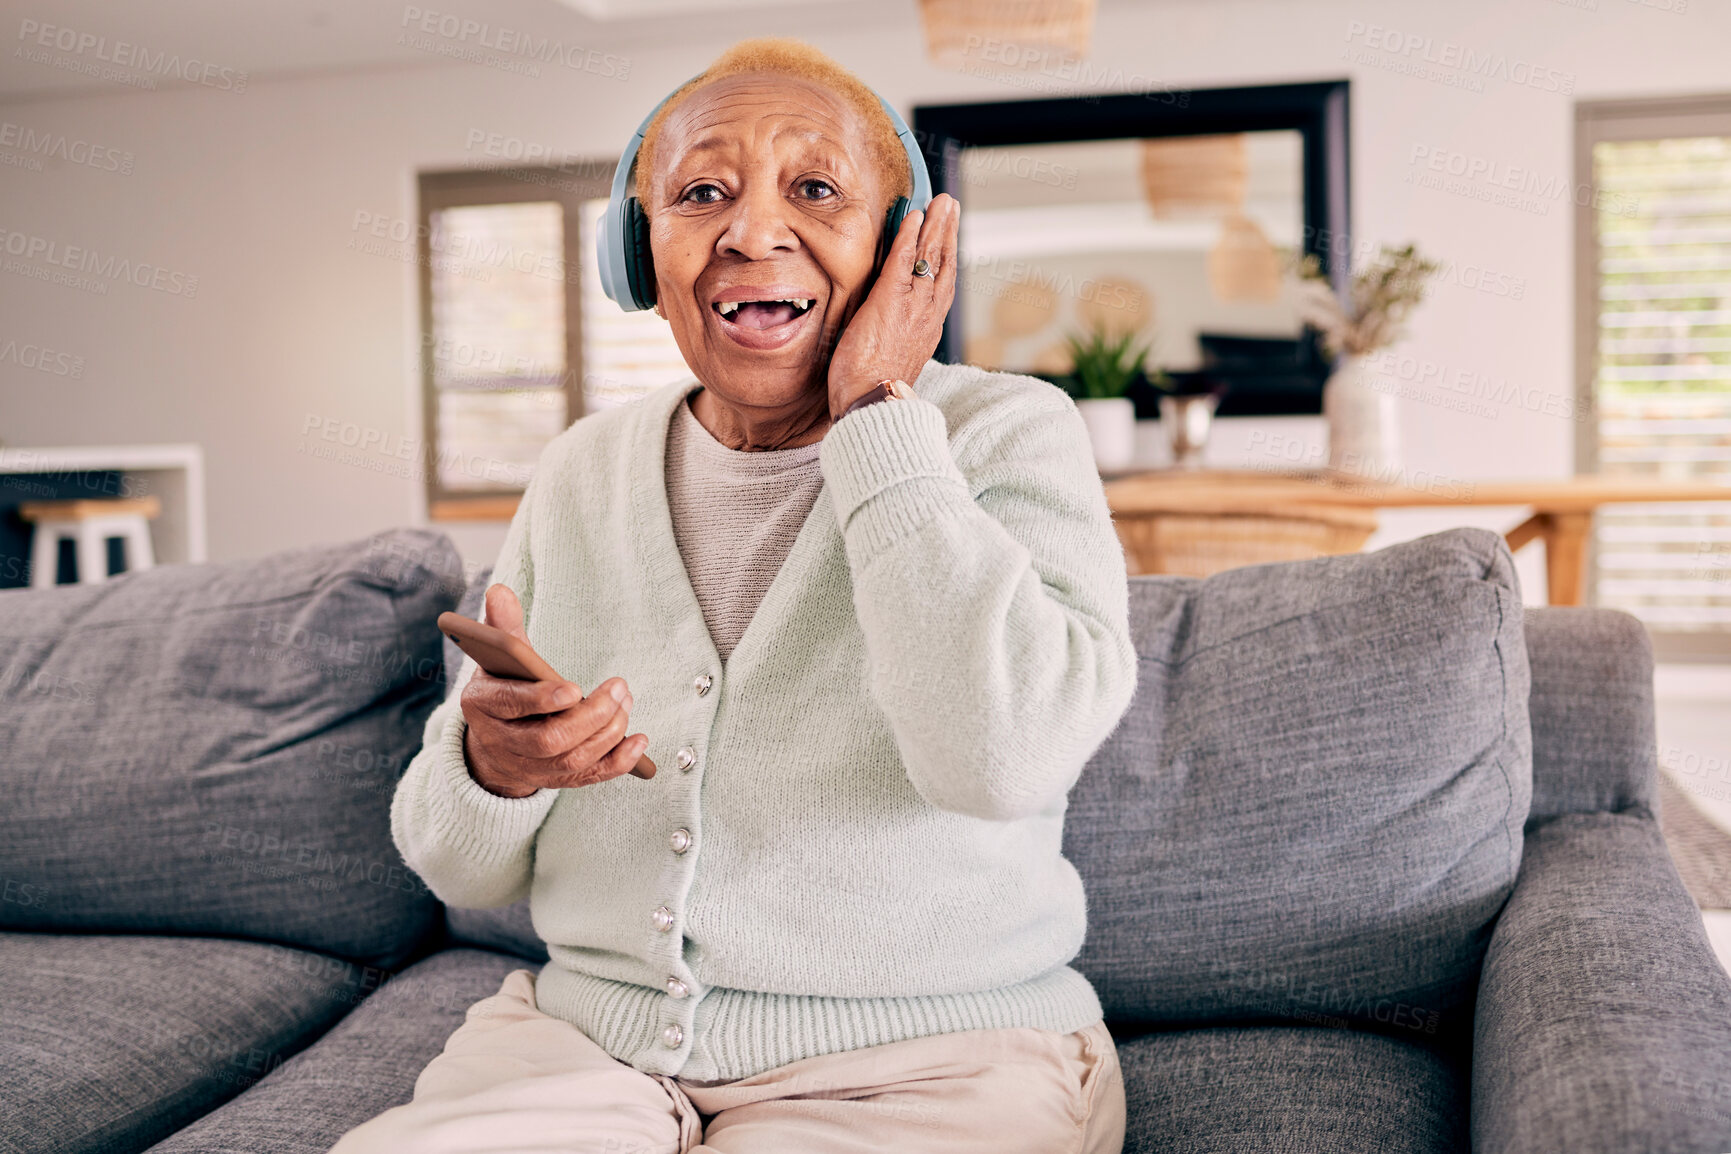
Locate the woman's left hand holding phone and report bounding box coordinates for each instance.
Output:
[450,584,656,798]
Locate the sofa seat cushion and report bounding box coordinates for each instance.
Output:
[0,529,462,966]
[0,932,372,1154]
[144,948,526,1154]
[1067,528,1532,1043]
[1117,1024,1466,1153]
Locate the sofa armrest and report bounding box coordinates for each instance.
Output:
[1523,607,1656,824]
[1471,809,1731,1153]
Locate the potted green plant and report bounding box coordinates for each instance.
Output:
[1062,326,1148,470]
[1295,243,1438,477]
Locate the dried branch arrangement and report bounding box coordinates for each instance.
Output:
[1295,243,1440,357]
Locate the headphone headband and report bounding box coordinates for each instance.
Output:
[597,78,933,312]
[879,94,934,208]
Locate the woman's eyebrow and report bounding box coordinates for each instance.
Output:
[785,143,856,176]
[671,137,737,161]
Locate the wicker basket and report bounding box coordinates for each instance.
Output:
[1113,509,1378,578]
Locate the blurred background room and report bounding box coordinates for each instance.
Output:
[3,0,1729,960]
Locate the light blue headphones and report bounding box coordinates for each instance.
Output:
[597,82,933,313]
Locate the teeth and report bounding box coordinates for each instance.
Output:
[716,298,813,317]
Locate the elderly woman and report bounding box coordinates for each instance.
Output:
[334,38,1136,1154]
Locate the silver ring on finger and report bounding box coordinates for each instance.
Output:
[912,258,935,280]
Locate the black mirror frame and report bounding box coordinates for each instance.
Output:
[913,79,1350,417]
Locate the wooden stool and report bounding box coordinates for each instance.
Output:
[19,497,162,588]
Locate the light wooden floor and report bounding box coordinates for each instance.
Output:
[1654,665,1731,978]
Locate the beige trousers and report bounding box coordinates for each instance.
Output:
[330,969,1126,1154]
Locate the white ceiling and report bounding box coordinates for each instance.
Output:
[0,0,901,102]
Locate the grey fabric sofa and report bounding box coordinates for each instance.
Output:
[2,525,1728,1154]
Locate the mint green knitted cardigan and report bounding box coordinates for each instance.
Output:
[392,360,1137,1081]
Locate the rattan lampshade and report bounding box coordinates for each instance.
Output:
[1208,212,1283,302]
[919,0,1096,68]
[1139,134,1248,217]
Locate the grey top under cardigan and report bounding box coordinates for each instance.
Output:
[665,392,825,664]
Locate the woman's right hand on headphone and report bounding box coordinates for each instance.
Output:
[827,193,959,420]
[459,585,653,798]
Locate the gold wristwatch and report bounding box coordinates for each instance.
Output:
[842,378,913,417]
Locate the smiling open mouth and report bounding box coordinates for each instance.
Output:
[714,298,813,331]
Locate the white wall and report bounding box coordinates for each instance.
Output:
[2,0,1725,588]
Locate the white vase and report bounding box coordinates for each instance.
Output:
[1076,398,1136,472]
[1323,355,1401,481]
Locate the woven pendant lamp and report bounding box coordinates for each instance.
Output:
[1208,212,1283,302]
[919,0,1096,68]
[1141,133,1279,303]
[1139,134,1248,217]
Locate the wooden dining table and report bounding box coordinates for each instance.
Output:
[1101,469,1731,606]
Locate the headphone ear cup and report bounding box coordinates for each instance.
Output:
[624,198,656,310]
[878,196,910,269]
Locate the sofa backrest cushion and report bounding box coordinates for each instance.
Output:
[1065,528,1532,1043]
[0,529,462,967]
[446,894,551,964]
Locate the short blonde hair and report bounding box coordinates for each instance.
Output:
[633,39,912,213]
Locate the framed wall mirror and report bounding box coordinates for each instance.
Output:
[914,81,1349,416]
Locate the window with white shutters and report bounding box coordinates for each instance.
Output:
[426,200,570,496]
[576,197,694,411]
[417,167,687,518]
[1580,99,1731,653]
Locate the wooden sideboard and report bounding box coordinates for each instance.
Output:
[1103,470,1731,606]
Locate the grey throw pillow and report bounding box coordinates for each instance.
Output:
[0,528,463,966]
[1065,528,1532,1044]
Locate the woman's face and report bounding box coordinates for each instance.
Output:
[646,73,889,412]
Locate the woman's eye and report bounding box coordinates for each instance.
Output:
[682,184,724,205]
[798,179,836,201]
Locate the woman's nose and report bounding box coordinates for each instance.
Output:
[715,186,799,262]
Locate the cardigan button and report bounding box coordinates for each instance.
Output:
[694,674,712,696]
[666,977,689,999]
[651,906,674,933]
[669,828,692,854]
[662,1023,685,1048]
[675,748,696,772]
